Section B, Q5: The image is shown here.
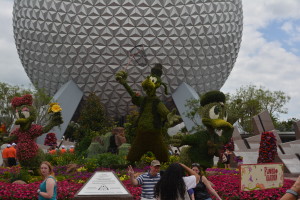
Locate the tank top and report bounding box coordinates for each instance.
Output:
[39,176,57,200]
[193,176,210,200]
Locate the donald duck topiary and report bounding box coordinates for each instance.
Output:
[172,90,234,169]
[115,64,180,162]
[10,94,63,169]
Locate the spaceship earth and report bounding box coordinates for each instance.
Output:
[13,0,243,118]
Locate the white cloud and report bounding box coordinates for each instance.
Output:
[0,0,31,86]
[222,0,300,121]
[242,0,300,29]
[281,22,293,33]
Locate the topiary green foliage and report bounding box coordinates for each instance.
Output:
[178,146,192,166]
[75,130,98,157]
[172,90,233,169]
[115,64,180,162]
[118,143,131,158]
[124,106,139,144]
[87,131,112,157]
[87,153,129,169]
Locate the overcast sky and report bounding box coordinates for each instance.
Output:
[1,0,300,121]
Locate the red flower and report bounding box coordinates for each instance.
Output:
[257,131,277,163]
[44,132,57,146]
[11,94,33,108]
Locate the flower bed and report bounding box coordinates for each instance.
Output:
[208,175,294,200]
[0,166,295,200]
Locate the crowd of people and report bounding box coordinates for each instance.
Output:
[128,160,300,200]
[1,143,17,167]
[128,160,220,200]
[1,143,75,168]
[48,145,75,155]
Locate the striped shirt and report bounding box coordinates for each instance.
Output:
[137,172,161,199]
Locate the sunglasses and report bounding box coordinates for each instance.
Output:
[192,163,200,167]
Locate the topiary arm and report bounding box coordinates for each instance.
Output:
[0,134,17,146]
[171,133,199,147]
[157,102,181,126]
[115,71,135,97]
[115,70,143,106]
[181,133,201,146]
[42,112,63,133]
[157,102,170,120]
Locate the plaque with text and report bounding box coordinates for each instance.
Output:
[240,163,284,191]
[74,171,133,200]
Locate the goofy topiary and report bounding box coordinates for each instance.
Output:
[115,64,180,162]
[10,94,63,170]
[172,91,233,169]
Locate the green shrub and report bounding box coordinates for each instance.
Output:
[45,152,82,166]
[87,153,128,169]
[76,130,99,156]
[135,151,156,168]
[84,158,99,172]
[160,155,180,170]
[10,169,32,183]
[118,143,131,158]
[87,132,112,157]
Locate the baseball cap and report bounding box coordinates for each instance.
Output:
[61,145,65,149]
[12,143,16,146]
[151,160,160,166]
[7,144,11,147]
[70,145,74,148]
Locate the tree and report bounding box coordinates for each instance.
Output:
[77,93,113,140]
[0,82,32,132]
[0,82,52,133]
[274,118,299,132]
[32,87,52,126]
[226,85,290,133]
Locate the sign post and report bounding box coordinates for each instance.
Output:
[74,171,133,200]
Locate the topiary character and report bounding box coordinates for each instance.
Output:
[10,94,63,169]
[172,91,233,169]
[115,63,180,162]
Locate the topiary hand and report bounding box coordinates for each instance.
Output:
[170,133,184,147]
[115,70,128,85]
[167,109,181,126]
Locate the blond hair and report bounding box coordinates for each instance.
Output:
[40,161,55,177]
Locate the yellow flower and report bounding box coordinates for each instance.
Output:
[77,167,87,172]
[48,103,62,113]
[51,104,62,112]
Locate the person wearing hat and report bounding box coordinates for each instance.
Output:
[127,160,161,200]
[1,144,10,167]
[69,145,75,153]
[11,143,18,165]
[7,144,17,167]
[60,145,66,154]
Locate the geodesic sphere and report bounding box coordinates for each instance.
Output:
[13,0,243,118]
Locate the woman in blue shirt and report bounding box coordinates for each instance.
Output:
[37,161,57,200]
